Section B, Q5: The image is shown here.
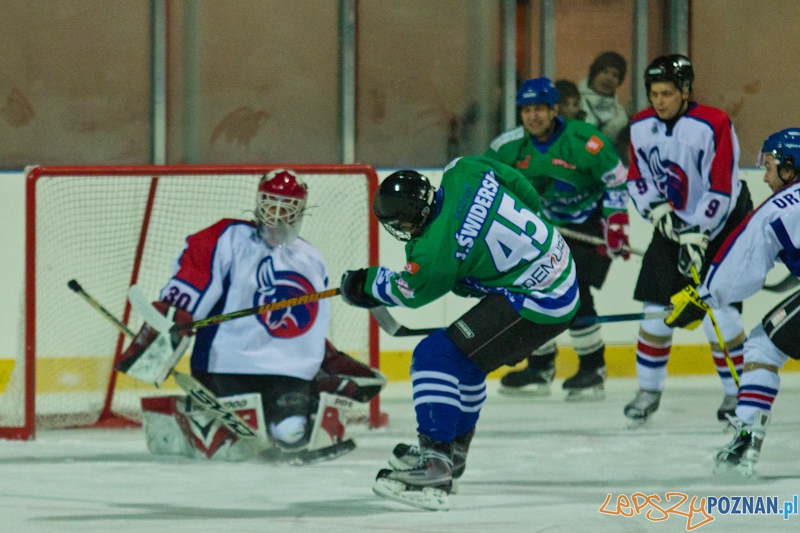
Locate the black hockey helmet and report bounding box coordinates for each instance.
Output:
[373,170,434,241]
[645,54,694,93]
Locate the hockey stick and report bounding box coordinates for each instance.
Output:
[67,279,265,442]
[762,273,800,293]
[556,227,645,256]
[128,284,340,335]
[369,305,673,337]
[689,265,740,387]
[369,306,439,337]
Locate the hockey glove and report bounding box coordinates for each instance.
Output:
[116,301,193,386]
[648,201,682,242]
[666,284,709,330]
[340,269,382,308]
[601,211,631,260]
[677,227,709,278]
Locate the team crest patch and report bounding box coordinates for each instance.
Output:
[585,135,604,154]
[403,262,420,275]
[254,257,318,338]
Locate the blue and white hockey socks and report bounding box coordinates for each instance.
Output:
[410,330,486,443]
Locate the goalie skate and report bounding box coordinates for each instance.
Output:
[562,366,606,402]
[713,411,769,479]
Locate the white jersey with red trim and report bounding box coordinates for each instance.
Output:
[700,181,800,307]
[159,218,330,380]
[627,103,742,239]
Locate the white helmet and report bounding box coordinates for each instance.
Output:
[255,169,308,247]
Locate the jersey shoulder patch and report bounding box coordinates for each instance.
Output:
[489,127,525,153]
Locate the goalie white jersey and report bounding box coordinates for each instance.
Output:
[701,181,800,307]
[160,219,331,380]
[627,103,742,239]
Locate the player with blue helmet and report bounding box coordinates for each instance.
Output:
[485,77,628,401]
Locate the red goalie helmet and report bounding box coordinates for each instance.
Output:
[256,169,308,247]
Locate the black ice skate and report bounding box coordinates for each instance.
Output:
[388,428,474,494]
[562,365,606,402]
[373,435,453,511]
[717,394,738,422]
[624,389,662,427]
[498,359,555,397]
[714,410,770,478]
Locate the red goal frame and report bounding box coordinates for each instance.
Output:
[4,164,385,441]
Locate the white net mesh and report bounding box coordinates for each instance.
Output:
[2,167,376,433]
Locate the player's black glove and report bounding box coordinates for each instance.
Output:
[677,226,709,278]
[340,269,382,308]
[666,284,709,330]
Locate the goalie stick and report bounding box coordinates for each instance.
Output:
[370,305,672,337]
[80,279,356,465]
[67,279,265,442]
[127,284,340,335]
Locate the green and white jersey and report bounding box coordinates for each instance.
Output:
[484,118,627,226]
[364,156,579,324]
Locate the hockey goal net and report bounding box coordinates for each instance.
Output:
[1,164,383,440]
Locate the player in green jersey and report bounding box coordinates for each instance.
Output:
[485,77,630,401]
[339,155,579,511]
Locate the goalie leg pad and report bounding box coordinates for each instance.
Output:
[142,392,269,460]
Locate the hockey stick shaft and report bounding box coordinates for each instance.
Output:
[68,279,135,337]
[370,305,672,337]
[556,227,645,256]
[689,265,739,387]
[67,280,267,442]
[173,287,341,333]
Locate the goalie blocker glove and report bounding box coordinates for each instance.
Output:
[677,227,710,277]
[666,284,709,330]
[601,211,631,259]
[340,269,382,308]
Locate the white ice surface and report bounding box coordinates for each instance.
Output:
[2,374,800,532]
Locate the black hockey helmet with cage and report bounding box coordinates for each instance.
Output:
[645,54,694,93]
[373,170,434,241]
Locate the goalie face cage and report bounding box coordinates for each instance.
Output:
[2,164,384,441]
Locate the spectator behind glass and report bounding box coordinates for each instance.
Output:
[579,52,630,162]
[554,80,586,121]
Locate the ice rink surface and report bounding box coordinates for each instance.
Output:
[2,374,799,533]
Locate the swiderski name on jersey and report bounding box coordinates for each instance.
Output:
[454,171,500,261]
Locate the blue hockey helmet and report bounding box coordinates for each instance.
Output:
[516,77,560,108]
[759,128,800,174]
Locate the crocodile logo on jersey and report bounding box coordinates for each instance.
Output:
[645,147,690,210]
[254,257,318,338]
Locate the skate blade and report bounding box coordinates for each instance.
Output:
[497,385,552,397]
[713,461,757,480]
[626,416,652,430]
[372,478,450,511]
[564,386,605,402]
